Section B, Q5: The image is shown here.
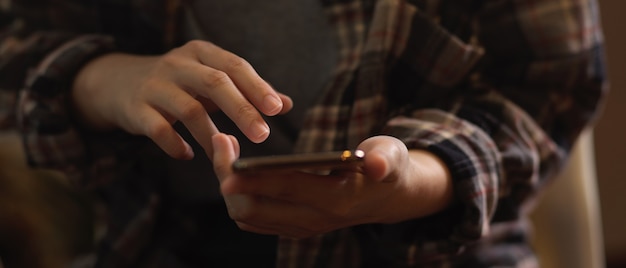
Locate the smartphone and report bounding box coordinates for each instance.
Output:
[232,150,365,173]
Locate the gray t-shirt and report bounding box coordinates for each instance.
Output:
[167,1,338,201]
[182,0,337,155]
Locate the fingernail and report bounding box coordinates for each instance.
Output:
[263,95,283,115]
[251,121,270,142]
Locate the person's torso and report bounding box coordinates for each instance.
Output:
[167,0,339,206]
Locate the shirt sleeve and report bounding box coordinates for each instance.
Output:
[0,1,170,186]
[379,0,607,259]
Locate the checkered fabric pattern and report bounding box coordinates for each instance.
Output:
[0,0,608,267]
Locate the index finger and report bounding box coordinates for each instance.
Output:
[194,41,284,116]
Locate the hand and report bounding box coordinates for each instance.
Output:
[72,40,292,159]
[211,134,453,238]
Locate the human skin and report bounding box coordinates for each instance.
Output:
[212,134,453,238]
[73,40,293,159]
[72,40,453,237]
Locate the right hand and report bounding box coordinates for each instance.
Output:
[72,40,292,160]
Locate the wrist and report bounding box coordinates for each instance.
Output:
[71,53,118,131]
[20,35,115,133]
[382,149,454,223]
[408,149,454,213]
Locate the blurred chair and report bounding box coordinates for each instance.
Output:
[530,129,605,268]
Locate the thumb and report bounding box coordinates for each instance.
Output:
[358,136,408,182]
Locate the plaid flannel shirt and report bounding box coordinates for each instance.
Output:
[0,0,608,267]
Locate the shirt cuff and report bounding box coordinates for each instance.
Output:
[17,35,114,182]
[379,110,501,258]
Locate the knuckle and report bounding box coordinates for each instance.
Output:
[183,40,208,50]
[237,104,258,120]
[224,55,250,72]
[177,100,205,121]
[158,53,179,69]
[137,79,160,96]
[203,70,231,88]
[160,46,190,69]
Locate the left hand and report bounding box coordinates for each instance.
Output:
[211,134,452,238]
